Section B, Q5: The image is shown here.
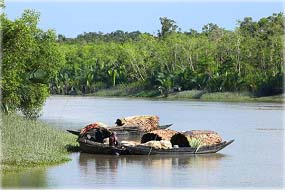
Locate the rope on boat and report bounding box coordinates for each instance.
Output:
[194,145,201,154]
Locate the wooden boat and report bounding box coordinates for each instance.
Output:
[124,139,234,155]
[110,124,173,135]
[66,124,173,136]
[78,138,129,155]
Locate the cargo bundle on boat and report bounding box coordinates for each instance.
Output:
[115,115,160,133]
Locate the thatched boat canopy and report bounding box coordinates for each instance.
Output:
[115,115,160,132]
[170,133,190,147]
[171,130,223,147]
[188,130,222,145]
[141,129,177,143]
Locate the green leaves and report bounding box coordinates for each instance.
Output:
[2,10,64,118]
[158,17,178,38]
[5,11,282,104]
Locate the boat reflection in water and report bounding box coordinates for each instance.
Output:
[78,152,227,188]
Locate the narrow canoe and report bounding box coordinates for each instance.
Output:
[124,139,234,155]
[78,138,129,155]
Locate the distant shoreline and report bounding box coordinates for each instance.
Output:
[55,89,285,103]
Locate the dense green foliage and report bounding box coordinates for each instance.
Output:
[52,13,284,97]
[1,10,64,118]
[1,10,284,119]
[1,113,77,172]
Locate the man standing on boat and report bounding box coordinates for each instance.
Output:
[109,132,119,147]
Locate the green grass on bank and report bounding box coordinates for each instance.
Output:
[200,92,284,103]
[1,114,78,173]
[251,94,285,103]
[168,90,284,103]
[199,91,253,102]
[167,90,207,99]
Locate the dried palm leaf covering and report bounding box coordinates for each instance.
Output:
[116,115,160,132]
[171,130,222,147]
[185,130,222,146]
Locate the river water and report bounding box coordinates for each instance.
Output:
[2,96,285,189]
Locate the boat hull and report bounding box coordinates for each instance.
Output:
[125,140,234,155]
[78,138,234,155]
[67,124,173,136]
[78,138,129,155]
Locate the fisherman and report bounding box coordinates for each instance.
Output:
[115,119,123,126]
[109,132,119,147]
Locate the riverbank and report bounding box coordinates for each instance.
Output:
[87,86,284,103]
[1,114,78,173]
[167,90,285,103]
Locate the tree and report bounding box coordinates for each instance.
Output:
[158,17,178,38]
[1,10,64,118]
[185,28,198,36]
[57,34,66,42]
[49,12,284,98]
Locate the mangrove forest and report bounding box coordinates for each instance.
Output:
[1,10,284,118]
